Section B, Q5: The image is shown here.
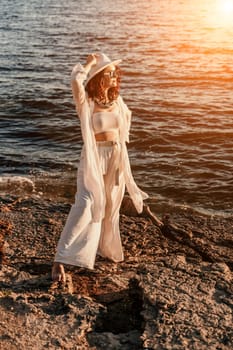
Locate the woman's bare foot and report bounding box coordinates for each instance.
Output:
[52,262,66,284]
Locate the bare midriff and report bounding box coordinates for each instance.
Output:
[95,131,119,142]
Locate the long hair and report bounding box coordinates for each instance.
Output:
[85,66,121,102]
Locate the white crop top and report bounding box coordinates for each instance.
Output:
[92,109,120,134]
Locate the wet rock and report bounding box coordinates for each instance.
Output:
[87,330,142,350]
[140,258,233,350]
[0,268,104,350]
[0,195,232,349]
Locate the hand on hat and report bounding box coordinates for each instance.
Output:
[84,53,99,75]
[86,53,98,67]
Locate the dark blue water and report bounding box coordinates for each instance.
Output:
[1,0,233,217]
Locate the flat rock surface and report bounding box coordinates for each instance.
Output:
[0,195,232,349]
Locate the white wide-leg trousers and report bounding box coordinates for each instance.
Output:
[54,145,125,269]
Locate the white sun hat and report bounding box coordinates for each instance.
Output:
[85,52,122,86]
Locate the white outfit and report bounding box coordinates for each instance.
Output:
[54,63,148,269]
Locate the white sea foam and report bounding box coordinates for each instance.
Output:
[0,176,35,193]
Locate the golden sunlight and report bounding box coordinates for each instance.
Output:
[219,0,233,14]
[216,0,233,22]
[206,0,233,28]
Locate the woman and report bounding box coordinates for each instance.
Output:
[52,53,148,283]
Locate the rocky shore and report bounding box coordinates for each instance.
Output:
[0,195,232,349]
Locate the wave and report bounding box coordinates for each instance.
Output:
[0,176,35,195]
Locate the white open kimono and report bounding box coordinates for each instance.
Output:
[54,63,148,269]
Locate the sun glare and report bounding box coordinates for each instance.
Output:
[220,0,233,14]
[207,0,233,28]
[216,0,233,17]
